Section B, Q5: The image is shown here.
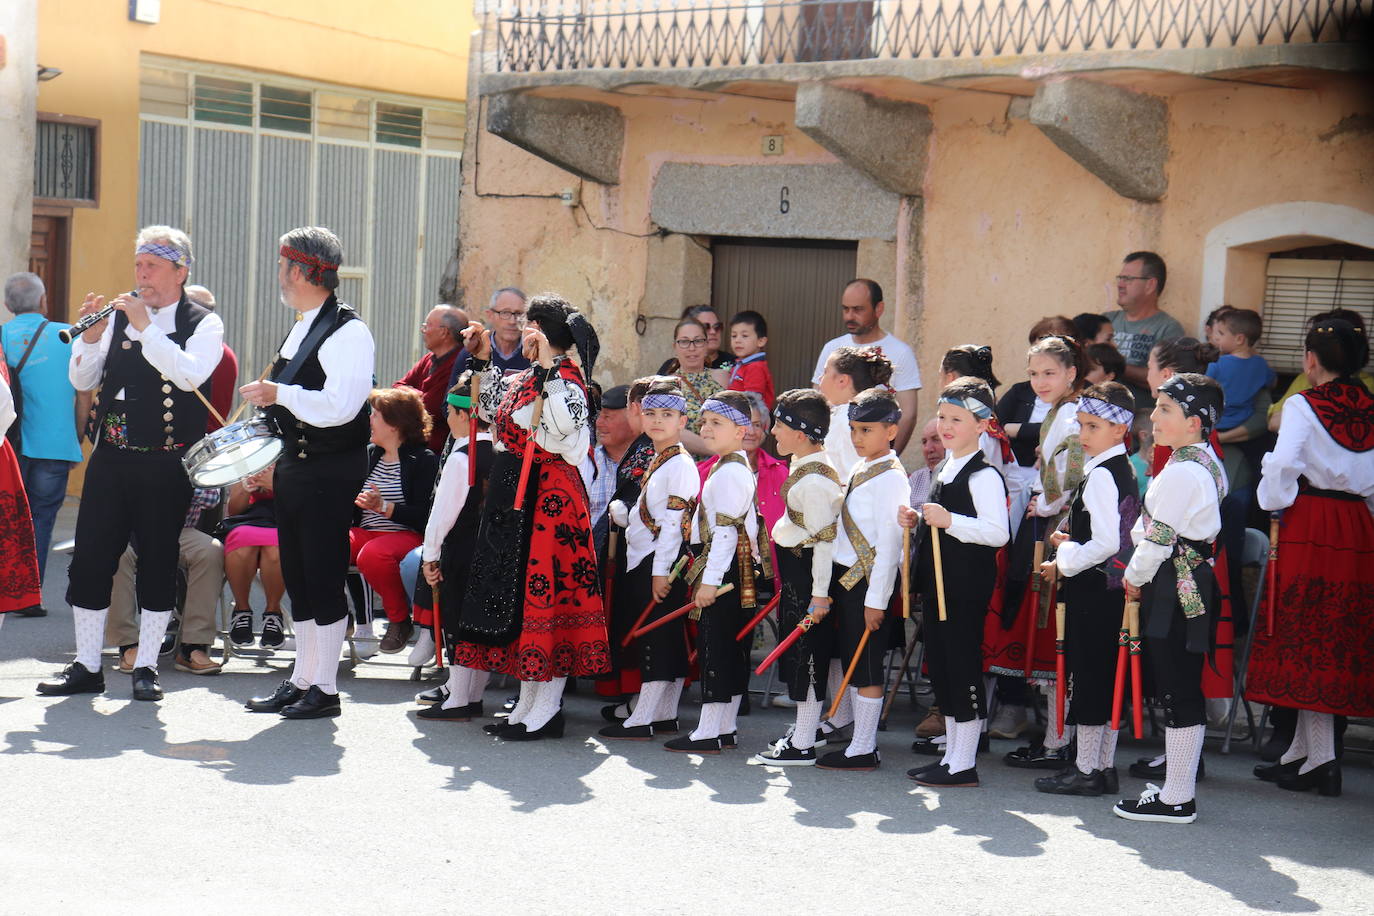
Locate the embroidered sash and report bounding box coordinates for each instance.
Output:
[839,457,904,590]
[687,452,762,608]
[780,459,842,546]
[636,443,687,537]
[1140,444,1224,619]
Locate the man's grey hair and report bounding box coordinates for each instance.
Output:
[279,226,344,291]
[4,272,45,315]
[186,284,217,312]
[488,286,527,309]
[134,225,194,271]
[433,304,468,340]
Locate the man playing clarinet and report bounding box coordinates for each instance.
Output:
[38,226,223,702]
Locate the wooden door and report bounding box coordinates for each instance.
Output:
[29,207,71,321]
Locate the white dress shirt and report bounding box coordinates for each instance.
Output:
[1032,398,1081,516]
[274,303,375,427]
[824,403,861,482]
[1055,443,1128,578]
[935,449,1012,549]
[479,364,589,466]
[1125,443,1226,588]
[833,451,912,609]
[1259,394,1374,516]
[623,449,700,575]
[692,451,759,588]
[772,451,844,598]
[423,432,493,562]
[70,300,224,395]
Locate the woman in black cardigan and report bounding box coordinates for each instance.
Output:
[350,387,439,653]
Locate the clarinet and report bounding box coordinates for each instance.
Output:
[58,291,137,344]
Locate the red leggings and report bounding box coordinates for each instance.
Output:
[349,528,423,623]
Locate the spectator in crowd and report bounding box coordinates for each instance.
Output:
[1205,305,1236,349]
[1085,342,1126,385]
[1104,251,1185,405]
[397,304,468,453]
[659,305,733,373]
[222,465,286,649]
[907,417,943,507]
[726,310,775,409]
[185,285,239,433]
[448,287,530,388]
[1208,308,1275,440]
[666,316,725,456]
[2,272,82,605]
[586,383,637,555]
[1073,312,1115,345]
[812,279,922,452]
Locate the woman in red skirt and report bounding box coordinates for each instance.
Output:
[1247,318,1373,797]
[452,294,607,741]
[0,364,42,619]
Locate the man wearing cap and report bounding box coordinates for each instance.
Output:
[586,383,637,556]
[238,226,375,720]
[37,225,224,702]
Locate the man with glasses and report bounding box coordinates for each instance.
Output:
[1104,251,1185,405]
[447,287,531,389]
[397,304,468,452]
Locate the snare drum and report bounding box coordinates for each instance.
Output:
[182,415,283,488]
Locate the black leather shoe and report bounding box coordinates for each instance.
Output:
[599,722,654,740]
[131,667,163,701]
[1254,758,1303,782]
[1276,760,1342,797]
[601,702,630,723]
[415,685,449,707]
[652,718,680,734]
[914,763,980,787]
[15,604,47,617]
[665,735,721,754]
[280,685,342,719]
[501,711,565,741]
[907,761,942,780]
[1035,766,1106,796]
[484,720,524,737]
[1103,766,1119,795]
[911,736,946,756]
[719,732,738,750]
[1004,743,1072,770]
[37,661,104,696]
[245,679,304,713]
[1129,756,1206,781]
[817,749,880,771]
[418,702,481,722]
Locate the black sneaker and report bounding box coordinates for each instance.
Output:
[229,610,254,646]
[1112,784,1197,824]
[771,724,827,750]
[749,739,817,767]
[1035,766,1106,796]
[1004,742,1073,770]
[259,613,286,649]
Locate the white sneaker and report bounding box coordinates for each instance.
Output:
[988,703,1028,739]
[771,695,797,708]
[408,629,436,667]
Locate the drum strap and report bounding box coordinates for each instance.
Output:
[275,296,352,387]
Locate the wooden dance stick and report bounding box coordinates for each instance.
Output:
[827,629,871,720]
[930,526,948,622]
[1127,599,1143,740]
[1110,606,1129,731]
[468,369,480,487]
[1023,539,1046,677]
[1054,601,1067,739]
[620,554,689,648]
[225,360,275,427]
[735,593,781,642]
[1265,514,1280,638]
[880,628,921,726]
[901,526,912,619]
[754,613,816,676]
[629,583,734,640]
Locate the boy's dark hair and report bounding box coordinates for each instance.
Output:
[1124,250,1167,294]
[1072,312,1110,343]
[941,344,1000,389]
[450,370,489,429]
[1152,336,1219,374]
[730,310,767,338]
[938,375,996,417]
[774,388,830,442]
[1219,308,1263,346]
[1205,305,1236,328]
[705,389,752,418]
[1080,380,1135,417]
[1087,342,1126,381]
[831,345,894,391]
[628,375,660,405]
[642,376,687,404]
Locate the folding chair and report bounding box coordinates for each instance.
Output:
[1221,527,1270,754]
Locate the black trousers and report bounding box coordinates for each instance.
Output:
[67,446,191,612]
[624,555,690,682]
[1062,575,1125,726]
[697,558,749,704]
[1143,589,1207,729]
[779,546,835,701]
[924,594,989,723]
[830,562,895,691]
[275,449,366,625]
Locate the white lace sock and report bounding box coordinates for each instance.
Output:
[624,681,669,727]
[1158,724,1205,804]
[1298,709,1336,773]
[947,718,983,773]
[131,610,172,670]
[792,690,823,750]
[939,715,956,767]
[289,619,318,690]
[507,680,537,725]
[1075,724,1104,775]
[312,617,348,694]
[1042,685,1074,750]
[521,676,566,731]
[1279,718,1310,765]
[655,678,685,722]
[690,702,726,741]
[721,694,742,736]
[826,660,855,728]
[846,693,883,756]
[467,668,490,704]
[72,605,110,670]
[440,666,472,710]
[1100,727,1121,771]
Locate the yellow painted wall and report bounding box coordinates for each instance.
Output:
[36,0,474,321]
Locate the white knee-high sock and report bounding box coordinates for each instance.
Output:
[721,694,743,736]
[1299,709,1336,773]
[1158,724,1206,804]
[1042,685,1074,749]
[507,680,537,725]
[690,702,726,741]
[0,613,6,633]
[440,666,472,710]
[289,619,318,690]
[467,668,490,704]
[522,676,565,730]
[656,678,685,722]
[1279,718,1310,765]
[826,659,854,728]
[73,606,110,670]
[312,618,348,694]
[939,715,956,767]
[846,693,883,756]
[1075,724,1104,775]
[1100,727,1121,771]
[947,719,983,773]
[792,689,823,750]
[132,610,172,670]
[624,681,669,727]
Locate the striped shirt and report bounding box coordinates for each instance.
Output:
[361,459,409,532]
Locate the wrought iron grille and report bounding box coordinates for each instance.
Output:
[35,119,97,202]
[483,0,1369,72]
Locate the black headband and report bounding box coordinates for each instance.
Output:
[775,404,828,442]
[848,398,901,425]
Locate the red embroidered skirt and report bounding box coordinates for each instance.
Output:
[1245,491,1374,716]
[0,440,41,614]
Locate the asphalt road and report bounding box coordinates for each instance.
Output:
[1,506,1370,913]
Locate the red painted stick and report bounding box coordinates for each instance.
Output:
[754,614,816,676]
[629,583,734,640]
[620,555,690,648]
[1023,539,1045,678]
[512,396,544,508]
[735,593,781,642]
[1127,600,1143,740]
[1110,606,1129,731]
[1265,515,1280,638]
[1054,601,1067,739]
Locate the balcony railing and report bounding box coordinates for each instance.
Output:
[482,0,1369,73]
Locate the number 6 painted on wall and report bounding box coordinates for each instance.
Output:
[779,186,790,214]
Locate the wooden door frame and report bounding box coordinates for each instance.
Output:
[31,204,73,322]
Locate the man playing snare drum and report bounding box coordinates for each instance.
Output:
[38,225,223,702]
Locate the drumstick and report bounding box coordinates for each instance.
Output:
[226,361,274,427]
[189,385,229,429]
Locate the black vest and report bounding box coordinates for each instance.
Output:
[1067,451,1141,590]
[94,294,212,450]
[266,296,370,458]
[443,438,495,558]
[917,451,1006,608]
